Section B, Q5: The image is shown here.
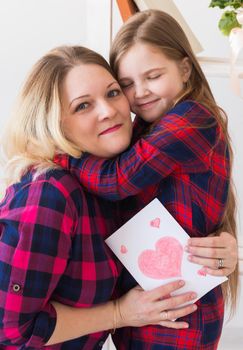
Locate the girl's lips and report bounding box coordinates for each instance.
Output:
[99,124,122,135]
[137,99,160,110]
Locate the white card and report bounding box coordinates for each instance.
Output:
[106,198,227,304]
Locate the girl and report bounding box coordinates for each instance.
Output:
[54,10,238,350]
[0,45,199,349]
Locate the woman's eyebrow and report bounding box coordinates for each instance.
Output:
[69,94,90,107]
[107,81,119,88]
[69,81,118,107]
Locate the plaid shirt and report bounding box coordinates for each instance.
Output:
[55,100,229,349]
[0,170,121,349]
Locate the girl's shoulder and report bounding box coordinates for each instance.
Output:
[165,100,215,128]
[169,100,212,118]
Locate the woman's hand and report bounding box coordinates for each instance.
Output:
[117,280,197,329]
[186,231,238,276]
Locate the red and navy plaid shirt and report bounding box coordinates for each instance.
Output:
[55,100,229,349]
[0,169,122,349]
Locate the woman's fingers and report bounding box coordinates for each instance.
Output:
[186,245,226,259]
[158,291,197,311]
[157,304,198,329]
[188,254,225,267]
[120,283,198,328]
[187,255,232,276]
[187,233,228,247]
[186,232,238,276]
[159,301,197,320]
[159,320,189,329]
[204,266,231,276]
[147,280,185,300]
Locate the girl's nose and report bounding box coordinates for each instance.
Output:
[134,82,150,98]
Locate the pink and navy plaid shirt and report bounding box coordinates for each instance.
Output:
[55,100,229,349]
[0,170,122,349]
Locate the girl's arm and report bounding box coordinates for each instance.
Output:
[55,101,218,201]
[46,281,197,346]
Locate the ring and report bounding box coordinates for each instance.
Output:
[161,310,169,320]
[218,258,224,269]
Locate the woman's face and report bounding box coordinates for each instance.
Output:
[61,64,132,158]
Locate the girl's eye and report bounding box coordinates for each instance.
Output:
[147,74,161,80]
[75,102,89,112]
[107,89,121,97]
[120,82,133,89]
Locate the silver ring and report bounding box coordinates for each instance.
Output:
[161,310,169,320]
[218,258,224,269]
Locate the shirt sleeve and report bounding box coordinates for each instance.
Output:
[0,178,75,347]
[60,102,218,201]
[131,115,151,143]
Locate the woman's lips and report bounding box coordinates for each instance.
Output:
[99,124,122,135]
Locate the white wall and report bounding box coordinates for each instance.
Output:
[0,0,242,348]
[0,0,91,132]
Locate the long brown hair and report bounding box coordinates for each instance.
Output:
[110,9,238,313]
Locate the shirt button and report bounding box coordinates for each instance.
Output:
[12,284,21,292]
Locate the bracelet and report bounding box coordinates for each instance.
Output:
[111,300,117,334]
[117,298,124,323]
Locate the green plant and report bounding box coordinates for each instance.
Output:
[209,0,243,35]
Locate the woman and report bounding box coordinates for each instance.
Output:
[0,45,200,349]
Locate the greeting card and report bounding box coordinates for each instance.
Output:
[106,198,227,304]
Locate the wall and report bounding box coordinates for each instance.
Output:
[195,60,243,350]
[0,0,242,348]
[0,0,90,130]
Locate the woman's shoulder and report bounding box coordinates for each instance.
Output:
[2,168,85,212]
[35,168,86,203]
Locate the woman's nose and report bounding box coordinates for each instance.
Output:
[98,101,117,121]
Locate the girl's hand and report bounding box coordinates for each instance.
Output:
[186,231,238,276]
[117,280,197,329]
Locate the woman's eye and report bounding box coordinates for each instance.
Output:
[75,102,89,112]
[107,89,121,97]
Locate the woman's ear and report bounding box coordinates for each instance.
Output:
[180,57,192,83]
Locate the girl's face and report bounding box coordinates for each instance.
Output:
[61,64,132,158]
[117,43,191,123]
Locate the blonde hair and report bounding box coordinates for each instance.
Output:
[110,10,238,313]
[1,45,114,187]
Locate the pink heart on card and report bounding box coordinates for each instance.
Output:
[120,245,128,254]
[150,217,160,228]
[138,237,183,279]
[197,267,207,276]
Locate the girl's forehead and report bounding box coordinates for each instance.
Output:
[118,43,169,71]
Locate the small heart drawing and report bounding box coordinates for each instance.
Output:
[138,236,183,279]
[120,245,128,254]
[150,217,160,228]
[197,267,207,276]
